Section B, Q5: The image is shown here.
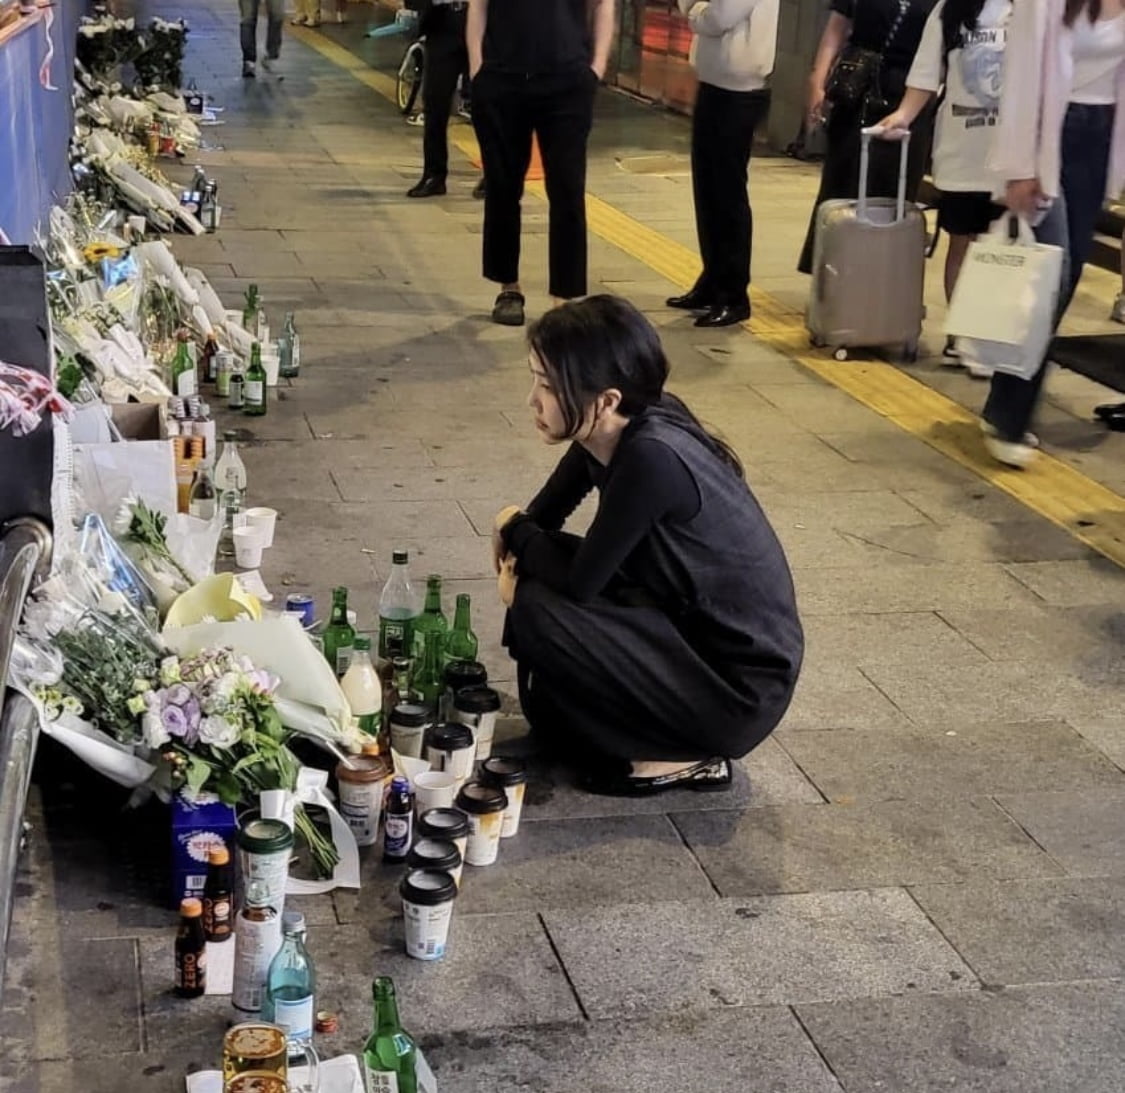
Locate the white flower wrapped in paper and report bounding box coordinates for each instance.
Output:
[142,708,171,748]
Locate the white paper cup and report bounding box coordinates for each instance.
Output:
[244,507,278,549]
[127,214,146,239]
[400,870,457,961]
[233,526,264,569]
[414,771,457,816]
[407,838,464,888]
[261,352,281,387]
[481,758,529,839]
[455,783,507,867]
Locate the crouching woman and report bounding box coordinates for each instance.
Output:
[493,296,803,797]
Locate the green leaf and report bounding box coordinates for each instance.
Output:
[213,771,243,805]
[185,754,212,795]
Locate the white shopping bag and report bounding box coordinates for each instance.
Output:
[945,214,1064,379]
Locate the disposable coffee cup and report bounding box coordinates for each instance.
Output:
[479,757,528,838]
[400,869,457,961]
[261,352,281,387]
[455,782,507,867]
[417,807,470,862]
[245,506,278,549]
[236,816,294,916]
[424,722,476,788]
[389,703,431,759]
[407,837,463,888]
[414,771,457,816]
[233,526,264,569]
[452,686,502,761]
[441,660,488,720]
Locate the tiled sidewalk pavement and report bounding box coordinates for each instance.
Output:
[2,2,1125,1090]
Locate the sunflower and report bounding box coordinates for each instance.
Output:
[82,242,121,263]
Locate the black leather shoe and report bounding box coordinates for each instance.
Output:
[582,757,733,798]
[472,177,487,200]
[695,303,751,328]
[666,289,714,311]
[406,176,447,199]
[1094,401,1125,422]
[491,290,526,326]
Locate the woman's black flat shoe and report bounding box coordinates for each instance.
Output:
[582,757,733,798]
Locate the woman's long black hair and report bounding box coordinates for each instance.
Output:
[1064,0,1102,23]
[527,295,744,479]
[940,0,988,53]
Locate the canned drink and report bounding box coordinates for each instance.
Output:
[216,350,235,396]
[284,594,315,629]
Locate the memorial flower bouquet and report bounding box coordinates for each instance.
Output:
[141,648,341,877]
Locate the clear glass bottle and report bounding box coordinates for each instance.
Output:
[279,312,300,378]
[322,586,357,679]
[242,283,261,334]
[188,460,218,521]
[445,593,478,662]
[262,910,316,1045]
[244,343,267,417]
[362,977,417,1093]
[378,550,423,660]
[218,488,241,558]
[215,430,248,502]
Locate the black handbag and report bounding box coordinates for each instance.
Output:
[824,0,910,114]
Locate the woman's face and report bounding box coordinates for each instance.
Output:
[527,352,570,444]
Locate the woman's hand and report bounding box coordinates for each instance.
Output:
[497,554,518,608]
[806,77,827,129]
[873,110,911,139]
[1004,178,1045,219]
[492,504,523,574]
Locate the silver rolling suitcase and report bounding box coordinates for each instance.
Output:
[807,128,927,362]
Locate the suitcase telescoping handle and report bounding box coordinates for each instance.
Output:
[858,126,909,224]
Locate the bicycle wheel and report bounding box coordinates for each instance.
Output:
[397,43,424,115]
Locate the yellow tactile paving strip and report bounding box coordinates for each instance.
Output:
[291,24,1125,568]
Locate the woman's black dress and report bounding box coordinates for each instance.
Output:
[501,409,804,764]
[797,0,938,273]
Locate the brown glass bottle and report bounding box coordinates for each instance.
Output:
[202,846,234,943]
[174,898,207,998]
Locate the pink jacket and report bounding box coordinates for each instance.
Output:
[989,0,1125,199]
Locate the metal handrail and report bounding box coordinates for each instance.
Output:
[0,517,52,998]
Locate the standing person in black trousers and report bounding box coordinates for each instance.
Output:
[668,0,780,327]
[407,0,485,198]
[467,0,617,327]
[492,296,803,796]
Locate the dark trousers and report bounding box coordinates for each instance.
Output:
[471,66,598,299]
[798,100,933,273]
[689,83,770,309]
[239,0,283,62]
[420,5,468,180]
[982,103,1114,441]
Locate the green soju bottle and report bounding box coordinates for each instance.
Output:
[322,586,357,679]
[445,593,478,663]
[362,977,417,1093]
[411,575,448,661]
[244,342,267,416]
[413,628,444,712]
[171,331,196,397]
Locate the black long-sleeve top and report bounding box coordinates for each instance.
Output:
[501,409,804,694]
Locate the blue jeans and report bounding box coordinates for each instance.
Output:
[981,103,1115,441]
[240,0,284,62]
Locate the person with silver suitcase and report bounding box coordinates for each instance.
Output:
[806,126,927,361]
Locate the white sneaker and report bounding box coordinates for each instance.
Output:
[981,421,1039,469]
[965,359,995,380]
[290,14,307,24]
[1112,294,1125,324]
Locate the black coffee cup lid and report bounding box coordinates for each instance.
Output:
[418,807,471,840]
[391,703,431,728]
[443,660,488,689]
[455,781,508,815]
[400,869,457,906]
[453,685,502,714]
[426,722,475,752]
[406,838,462,873]
[480,756,528,787]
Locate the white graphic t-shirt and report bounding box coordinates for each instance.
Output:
[907,0,1013,191]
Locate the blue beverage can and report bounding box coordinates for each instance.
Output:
[284,593,315,629]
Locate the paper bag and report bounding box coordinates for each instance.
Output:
[945,214,1064,380]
